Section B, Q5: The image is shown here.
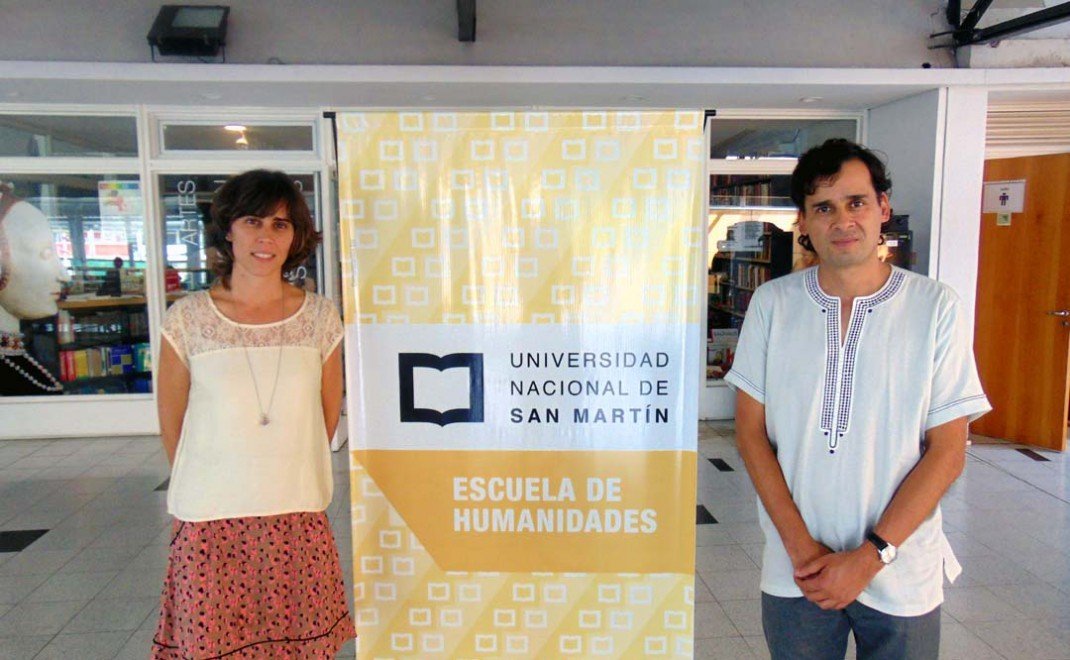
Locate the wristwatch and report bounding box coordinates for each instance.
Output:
[866,530,898,565]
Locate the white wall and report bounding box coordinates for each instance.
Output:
[866,89,944,276]
[0,398,157,439]
[0,0,954,68]
[866,87,988,323]
[933,87,988,327]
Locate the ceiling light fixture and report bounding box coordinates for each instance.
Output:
[224,124,246,132]
[148,5,230,62]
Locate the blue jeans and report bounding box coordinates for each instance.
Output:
[761,592,940,660]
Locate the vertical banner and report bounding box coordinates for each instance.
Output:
[339,111,705,658]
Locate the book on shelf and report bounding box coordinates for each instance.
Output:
[134,343,152,373]
[87,349,103,378]
[706,328,739,380]
[73,351,89,380]
[58,343,145,382]
[110,345,134,375]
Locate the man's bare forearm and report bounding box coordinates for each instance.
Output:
[736,392,824,566]
[872,417,967,547]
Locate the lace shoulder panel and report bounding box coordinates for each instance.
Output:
[179,290,326,357]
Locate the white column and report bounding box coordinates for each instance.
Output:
[933,87,988,329]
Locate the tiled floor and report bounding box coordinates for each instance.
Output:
[0,422,1067,659]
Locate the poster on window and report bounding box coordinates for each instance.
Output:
[337,111,705,658]
[97,180,144,219]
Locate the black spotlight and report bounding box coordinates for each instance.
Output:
[147,5,230,61]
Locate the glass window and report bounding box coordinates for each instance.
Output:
[706,209,807,383]
[709,118,857,160]
[158,173,321,295]
[1,174,151,396]
[162,123,315,152]
[0,115,138,158]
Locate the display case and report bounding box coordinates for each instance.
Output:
[34,296,157,395]
[1,173,149,396]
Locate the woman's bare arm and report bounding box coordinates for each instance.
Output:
[321,344,344,442]
[157,339,190,466]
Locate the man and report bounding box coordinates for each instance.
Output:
[724,138,990,659]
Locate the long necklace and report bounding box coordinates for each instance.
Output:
[241,295,285,426]
[244,344,283,425]
[0,332,63,393]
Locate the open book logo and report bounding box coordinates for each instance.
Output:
[398,353,485,426]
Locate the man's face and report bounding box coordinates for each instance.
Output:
[798,159,890,270]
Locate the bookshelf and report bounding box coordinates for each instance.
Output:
[706,222,793,382]
[709,175,793,208]
[27,297,163,395]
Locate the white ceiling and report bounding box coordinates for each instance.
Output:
[0,79,941,112]
[6,62,1067,112]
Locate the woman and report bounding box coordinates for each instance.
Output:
[153,170,355,658]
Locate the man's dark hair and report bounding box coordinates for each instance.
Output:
[207,169,320,288]
[790,138,892,213]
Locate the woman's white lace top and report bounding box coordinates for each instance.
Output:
[161,289,344,522]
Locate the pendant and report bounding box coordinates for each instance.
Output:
[259,414,270,426]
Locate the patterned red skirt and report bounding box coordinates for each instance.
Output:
[152,511,356,659]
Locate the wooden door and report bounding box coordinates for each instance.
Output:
[973,154,1070,451]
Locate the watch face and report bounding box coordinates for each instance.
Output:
[880,545,897,564]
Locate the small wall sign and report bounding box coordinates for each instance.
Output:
[982,180,1025,214]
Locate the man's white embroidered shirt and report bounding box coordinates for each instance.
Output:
[725,266,990,616]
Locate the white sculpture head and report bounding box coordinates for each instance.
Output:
[0,190,70,321]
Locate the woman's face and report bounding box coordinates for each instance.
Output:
[0,202,70,320]
[226,201,295,280]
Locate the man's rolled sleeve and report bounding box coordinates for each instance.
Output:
[925,290,992,430]
[723,287,769,405]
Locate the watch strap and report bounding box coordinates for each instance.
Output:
[866,530,889,552]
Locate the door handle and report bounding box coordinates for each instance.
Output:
[1048,310,1070,317]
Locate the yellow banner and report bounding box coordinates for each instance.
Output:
[339,111,704,658]
[353,450,696,574]
[338,111,705,326]
[350,459,696,658]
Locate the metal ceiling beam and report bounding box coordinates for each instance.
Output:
[457,0,476,42]
[964,1,1070,45]
[934,0,1070,48]
[959,0,995,34]
[946,0,962,29]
